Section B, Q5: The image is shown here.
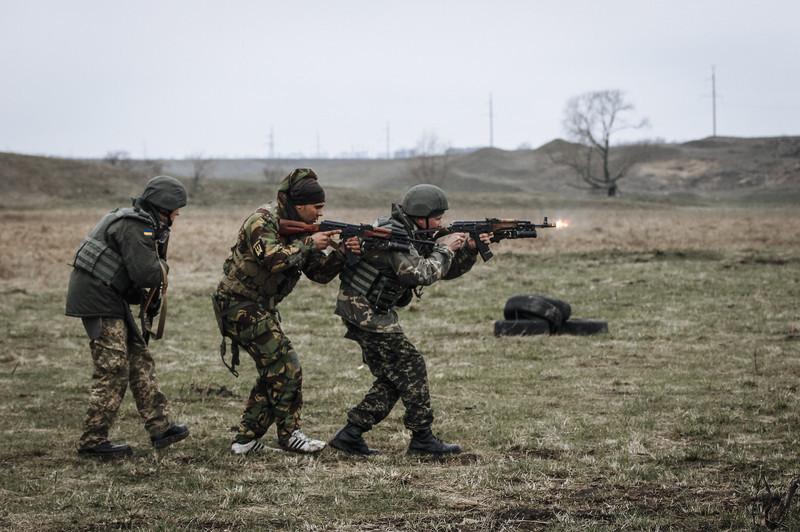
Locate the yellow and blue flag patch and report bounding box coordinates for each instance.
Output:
[143,229,154,237]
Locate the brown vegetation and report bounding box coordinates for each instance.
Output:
[2,204,799,291]
[1,150,799,529]
[3,134,799,209]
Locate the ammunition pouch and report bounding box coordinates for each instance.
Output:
[73,237,130,293]
[211,294,240,377]
[72,207,157,295]
[340,260,409,312]
[395,288,413,308]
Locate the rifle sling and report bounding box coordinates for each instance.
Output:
[154,261,168,340]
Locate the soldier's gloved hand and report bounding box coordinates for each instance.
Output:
[341,236,362,256]
[311,230,340,250]
[156,227,171,257]
[142,313,154,335]
[468,232,494,249]
[437,232,467,252]
[147,292,162,318]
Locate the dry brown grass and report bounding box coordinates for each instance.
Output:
[2,204,798,291]
[2,198,799,530]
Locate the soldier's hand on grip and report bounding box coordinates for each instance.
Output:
[436,232,468,252]
[468,232,493,249]
[342,236,362,256]
[311,230,340,250]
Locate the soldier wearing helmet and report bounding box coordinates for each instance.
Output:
[399,184,449,223]
[329,184,492,456]
[66,175,190,458]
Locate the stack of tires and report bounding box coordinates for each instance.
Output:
[494,294,608,336]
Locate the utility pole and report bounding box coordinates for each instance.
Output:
[268,127,275,158]
[711,66,717,137]
[385,122,391,159]
[316,130,321,158]
[489,92,494,147]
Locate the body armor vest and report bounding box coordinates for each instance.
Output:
[340,217,412,311]
[219,205,303,306]
[72,207,156,294]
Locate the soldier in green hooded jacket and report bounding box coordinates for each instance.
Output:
[213,169,359,455]
[66,175,190,458]
[329,184,492,456]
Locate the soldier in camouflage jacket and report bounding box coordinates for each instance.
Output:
[214,169,357,455]
[330,184,492,456]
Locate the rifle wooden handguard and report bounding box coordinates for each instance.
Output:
[278,220,319,235]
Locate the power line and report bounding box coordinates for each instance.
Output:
[385,122,391,159]
[268,126,275,158]
[489,92,494,147]
[711,65,717,137]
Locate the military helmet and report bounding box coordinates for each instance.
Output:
[140,175,188,212]
[400,184,449,217]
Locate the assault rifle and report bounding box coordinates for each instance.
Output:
[418,217,556,261]
[278,219,412,265]
[141,226,171,344]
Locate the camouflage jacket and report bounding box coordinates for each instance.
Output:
[215,203,344,307]
[335,205,478,333]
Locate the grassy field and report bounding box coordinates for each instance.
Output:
[1,195,799,530]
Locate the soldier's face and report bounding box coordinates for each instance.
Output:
[413,214,444,230]
[296,202,325,224]
[157,209,180,227]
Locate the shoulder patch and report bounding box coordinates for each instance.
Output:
[253,240,265,257]
[143,229,154,237]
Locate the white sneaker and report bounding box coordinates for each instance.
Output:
[279,430,326,454]
[231,439,267,455]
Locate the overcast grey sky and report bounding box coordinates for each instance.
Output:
[1,0,798,159]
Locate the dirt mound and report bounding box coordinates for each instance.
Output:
[535,138,579,154]
[3,135,799,205]
[0,152,156,207]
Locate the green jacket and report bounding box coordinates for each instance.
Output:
[65,202,166,319]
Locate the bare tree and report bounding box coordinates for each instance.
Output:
[104,150,131,169]
[187,153,213,194]
[407,132,450,185]
[553,90,649,196]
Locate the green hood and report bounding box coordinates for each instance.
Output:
[276,168,319,219]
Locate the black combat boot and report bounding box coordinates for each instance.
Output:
[77,441,133,459]
[151,423,190,449]
[407,428,462,456]
[329,422,380,456]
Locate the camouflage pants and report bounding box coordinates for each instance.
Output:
[80,318,170,448]
[343,321,433,432]
[221,298,302,443]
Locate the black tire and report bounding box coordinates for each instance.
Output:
[494,319,550,336]
[503,295,572,323]
[561,319,609,335]
[503,294,571,332]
